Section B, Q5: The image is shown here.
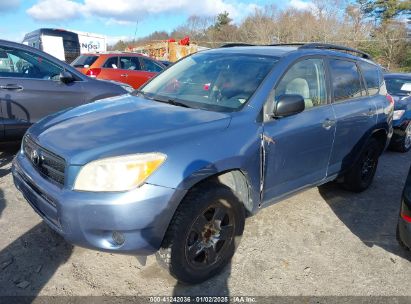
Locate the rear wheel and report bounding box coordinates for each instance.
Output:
[156,183,245,284]
[342,138,381,192]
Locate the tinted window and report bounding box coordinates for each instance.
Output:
[120,57,141,70]
[71,55,98,68]
[141,52,278,112]
[275,58,327,110]
[103,57,118,68]
[329,59,365,102]
[359,62,380,95]
[142,58,164,73]
[0,47,63,80]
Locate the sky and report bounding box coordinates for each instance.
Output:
[0,0,317,44]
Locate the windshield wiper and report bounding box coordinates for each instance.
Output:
[134,91,192,108]
[151,95,192,108]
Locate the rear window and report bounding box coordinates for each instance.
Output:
[359,62,381,95]
[329,59,366,102]
[71,55,98,68]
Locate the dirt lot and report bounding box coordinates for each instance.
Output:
[0,144,410,299]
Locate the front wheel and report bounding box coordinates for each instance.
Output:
[156,183,245,284]
[393,123,411,153]
[342,138,381,192]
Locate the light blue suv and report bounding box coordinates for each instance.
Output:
[12,43,393,284]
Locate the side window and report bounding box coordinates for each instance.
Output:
[358,61,381,95]
[141,58,164,73]
[119,57,141,70]
[329,59,366,102]
[103,57,118,69]
[0,47,63,80]
[275,58,327,110]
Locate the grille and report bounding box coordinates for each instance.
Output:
[23,136,66,186]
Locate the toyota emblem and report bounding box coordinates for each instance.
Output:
[30,149,40,166]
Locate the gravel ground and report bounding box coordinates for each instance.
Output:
[0,144,410,299]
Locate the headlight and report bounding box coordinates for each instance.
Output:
[121,84,134,93]
[393,110,405,120]
[74,153,166,192]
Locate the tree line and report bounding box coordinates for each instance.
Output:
[111,0,411,71]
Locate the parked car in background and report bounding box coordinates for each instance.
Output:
[13,43,392,284]
[385,73,411,152]
[72,53,166,89]
[0,39,131,142]
[397,164,411,251]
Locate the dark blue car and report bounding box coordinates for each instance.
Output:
[385,73,411,152]
[12,43,393,283]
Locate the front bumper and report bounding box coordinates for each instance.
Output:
[12,152,186,255]
[391,120,410,145]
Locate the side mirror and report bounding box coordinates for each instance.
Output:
[60,71,74,84]
[274,94,305,117]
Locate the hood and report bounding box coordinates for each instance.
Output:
[28,95,231,165]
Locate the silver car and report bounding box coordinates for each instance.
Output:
[0,39,131,141]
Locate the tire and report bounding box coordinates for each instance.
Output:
[342,137,381,192]
[392,122,411,153]
[156,183,245,284]
[396,223,410,251]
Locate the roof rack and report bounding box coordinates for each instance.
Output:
[220,42,372,60]
[299,43,372,59]
[220,43,256,48]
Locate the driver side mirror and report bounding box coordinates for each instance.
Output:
[59,71,74,84]
[274,94,305,117]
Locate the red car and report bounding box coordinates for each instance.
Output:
[71,53,165,89]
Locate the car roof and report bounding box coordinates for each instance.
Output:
[384,73,411,79]
[203,45,377,65]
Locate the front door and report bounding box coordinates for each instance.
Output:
[262,58,335,204]
[0,45,86,139]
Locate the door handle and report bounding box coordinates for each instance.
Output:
[120,74,128,77]
[322,119,336,130]
[0,84,23,91]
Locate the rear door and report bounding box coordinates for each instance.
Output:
[97,56,121,82]
[326,58,377,176]
[0,45,86,140]
[262,57,336,203]
[117,56,158,89]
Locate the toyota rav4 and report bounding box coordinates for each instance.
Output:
[12,43,393,284]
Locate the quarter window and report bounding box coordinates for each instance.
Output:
[358,61,381,95]
[329,59,366,102]
[275,58,327,110]
[0,47,63,80]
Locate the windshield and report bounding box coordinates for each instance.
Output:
[385,77,411,96]
[140,52,278,112]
